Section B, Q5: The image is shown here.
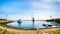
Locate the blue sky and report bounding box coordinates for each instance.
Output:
[0,0,60,20]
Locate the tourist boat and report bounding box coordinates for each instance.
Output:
[18,19,22,23]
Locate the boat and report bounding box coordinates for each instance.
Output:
[42,24,52,28]
[47,24,52,27]
[42,24,46,27]
[18,19,22,23]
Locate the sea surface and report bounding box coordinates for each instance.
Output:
[7,21,60,29]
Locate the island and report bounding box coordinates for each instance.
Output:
[46,18,60,23]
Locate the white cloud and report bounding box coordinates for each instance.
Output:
[1,0,60,20]
[56,0,60,2]
[30,0,54,10]
[43,0,54,2]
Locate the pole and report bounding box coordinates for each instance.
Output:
[50,15,52,19]
[6,14,7,20]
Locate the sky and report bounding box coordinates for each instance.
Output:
[0,0,60,20]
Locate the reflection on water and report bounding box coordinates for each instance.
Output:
[18,23,21,28]
[7,21,60,28]
[32,21,34,28]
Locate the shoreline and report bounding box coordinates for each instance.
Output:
[0,19,60,34]
[0,24,60,34]
[0,23,60,30]
[0,20,60,30]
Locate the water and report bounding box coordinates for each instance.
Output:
[7,21,60,29]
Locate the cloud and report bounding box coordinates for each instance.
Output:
[0,0,60,20]
[28,0,54,10]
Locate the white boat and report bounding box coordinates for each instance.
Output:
[42,24,52,28]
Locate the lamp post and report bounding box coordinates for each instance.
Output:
[31,15,35,28]
[50,15,52,19]
[6,14,7,20]
[32,17,35,28]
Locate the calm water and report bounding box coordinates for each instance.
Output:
[7,21,60,28]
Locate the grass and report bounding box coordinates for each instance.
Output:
[50,29,60,34]
[0,19,13,24]
[0,28,15,34]
[0,19,15,34]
